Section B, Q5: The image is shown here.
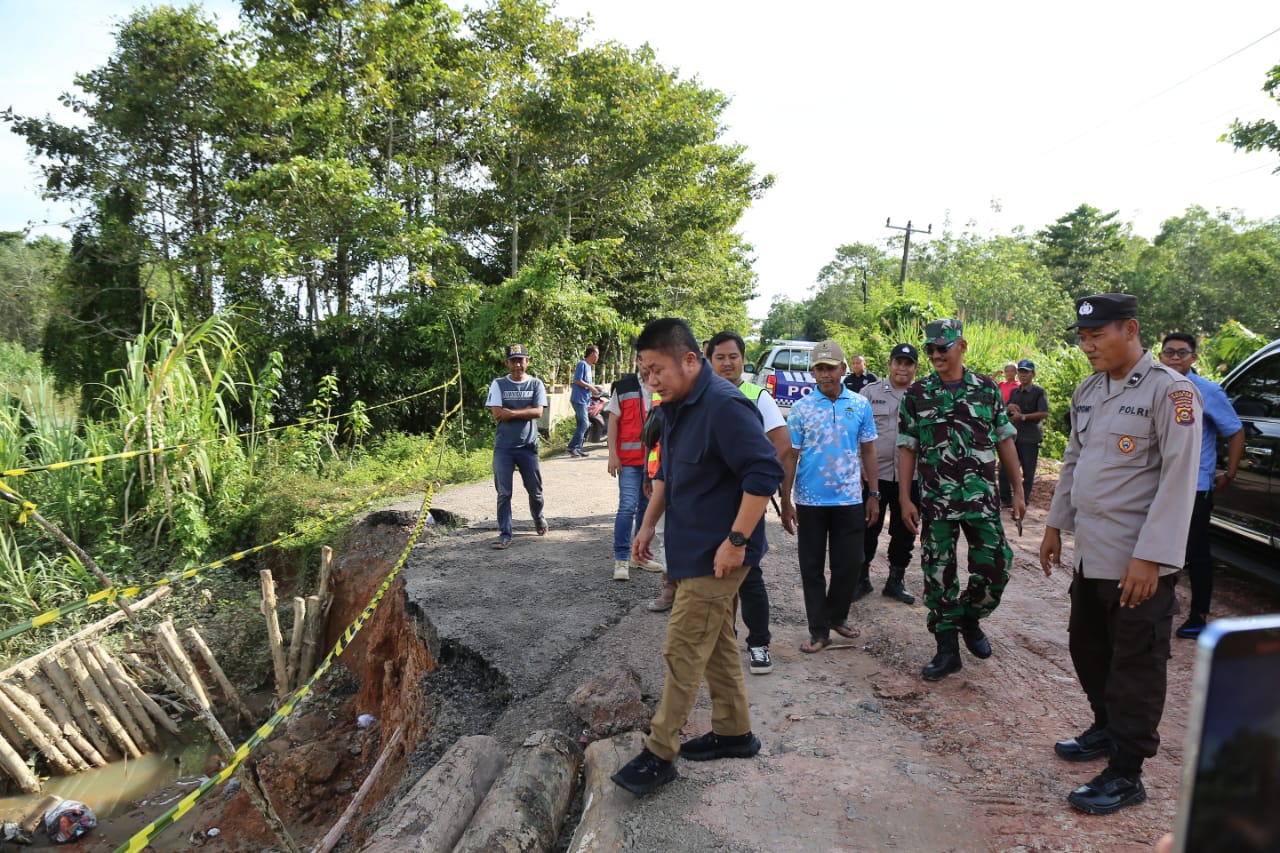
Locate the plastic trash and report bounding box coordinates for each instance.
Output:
[357,713,376,729]
[3,821,33,843]
[207,827,221,837]
[44,800,96,843]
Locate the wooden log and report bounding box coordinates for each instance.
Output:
[60,648,142,760]
[39,658,117,762]
[0,703,25,751]
[318,545,333,602]
[155,621,212,712]
[359,735,506,853]
[315,726,405,853]
[0,727,40,793]
[1,587,171,681]
[260,571,290,701]
[182,628,254,727]
[0,681,90,773]
[451,730,582,853]
[286,597,306,689]
[75,644,152,751]
[566,731,646,853]
[299,594,322,690]
[88,645,159,747]
[25,673,108,767]
[0,683,78,774]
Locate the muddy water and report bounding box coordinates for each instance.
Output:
[0,727,217,835]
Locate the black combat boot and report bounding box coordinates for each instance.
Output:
[922,631,962,681]
[850,561,874,602]
[881,565,915,605]
[960,618,993,659]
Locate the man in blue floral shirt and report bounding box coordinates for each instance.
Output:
[781,340,880,653]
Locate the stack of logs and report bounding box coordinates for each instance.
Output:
[0,548,334,794]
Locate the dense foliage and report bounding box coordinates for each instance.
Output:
[4,0,768,421]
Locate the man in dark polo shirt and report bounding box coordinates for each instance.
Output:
[611,318,784,797]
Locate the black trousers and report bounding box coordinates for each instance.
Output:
[796,504,864,640]
[738,563,771,648]
[1184,490,1214,617]
[1068,567,1177,764]
[863,479,918,573]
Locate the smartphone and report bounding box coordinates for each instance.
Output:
[1173,614,1280,853]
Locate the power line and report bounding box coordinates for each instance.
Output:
[1048,25,1280,153]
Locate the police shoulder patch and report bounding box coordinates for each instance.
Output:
[1168,388,1195,426]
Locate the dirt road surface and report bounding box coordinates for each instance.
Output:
[400,443,1280,853]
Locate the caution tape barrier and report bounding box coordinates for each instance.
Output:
[0,398,461,644]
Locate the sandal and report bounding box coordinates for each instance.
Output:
[800,636,831,654]
[491,535,512,550]
[535,519,549,536]
[832,623,861,640]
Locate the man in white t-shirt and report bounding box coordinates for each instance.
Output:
[705,331,788,676]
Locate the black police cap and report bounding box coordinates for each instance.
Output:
[1068,293,1139,329]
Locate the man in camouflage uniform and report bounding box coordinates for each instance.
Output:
[898,319,1026,681]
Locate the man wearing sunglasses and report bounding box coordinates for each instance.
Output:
[898,319,1024,682]
[1157,333,1243,640]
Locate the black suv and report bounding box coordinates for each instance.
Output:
[1211,339,1280,551]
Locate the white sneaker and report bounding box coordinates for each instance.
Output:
[630,558,665,573]
[613,560,631,581]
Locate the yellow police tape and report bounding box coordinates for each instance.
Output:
[0,372,460,481]
[112,479,438,853]
[0,398,461,644]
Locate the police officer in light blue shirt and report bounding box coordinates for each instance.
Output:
[1157,333,1244,638]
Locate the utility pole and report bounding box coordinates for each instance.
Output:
[885,218,932,291]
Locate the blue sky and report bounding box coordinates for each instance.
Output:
[3,1,1279,317]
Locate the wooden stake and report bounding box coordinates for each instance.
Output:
[25,673,108,767]
[0,726,40,793]
[286,598,306,690]
[0,684,77,774]
[60,648,142,760]
[88,645,159,747]
[318,545,333,602]
[183,627,254,727]
[0,681,90,773]
[155,621,212,712]
[314,726,405,853]
[259,570,290,701]
[40,658,117,762]
[299,594,322,690]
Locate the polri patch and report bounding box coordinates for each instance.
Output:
[1117,435,1136,454]
[1168,389,1196,426]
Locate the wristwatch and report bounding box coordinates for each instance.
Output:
[727,531,749,547]
[867,490,881,499]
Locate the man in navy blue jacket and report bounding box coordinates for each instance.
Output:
[611,318,784,797]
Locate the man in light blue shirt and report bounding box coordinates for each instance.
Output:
[568,345,601,457]
[1157,333,1244,638]
[780,340,879,653]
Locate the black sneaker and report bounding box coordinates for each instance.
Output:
[611,748,677,796]
[679,731,762,762]
[1055,726,1112,762]
[748,645,773,675]
[1067,767,1146,815]
[1176,615,1206,639]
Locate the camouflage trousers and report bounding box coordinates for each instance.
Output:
[920,516,1012,634]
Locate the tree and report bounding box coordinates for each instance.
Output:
[0,233,66,350]
[1224,62,1280,173]
[1036,204,1128,298]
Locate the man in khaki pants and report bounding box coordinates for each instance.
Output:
[611,318,784,797]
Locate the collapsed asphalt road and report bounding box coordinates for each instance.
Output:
[396,446,1280,852]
